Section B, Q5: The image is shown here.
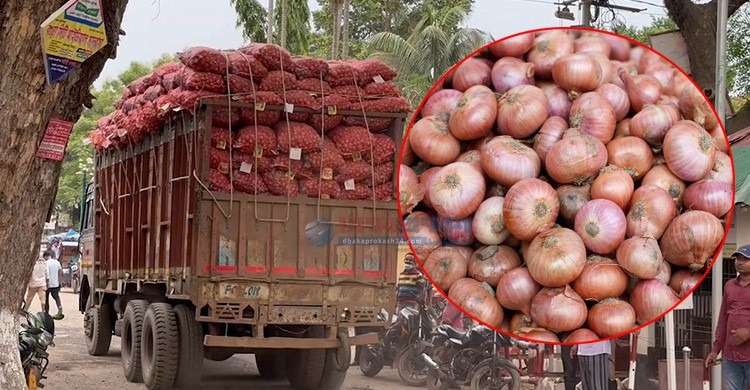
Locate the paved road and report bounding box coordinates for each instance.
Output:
[37,289,417,390]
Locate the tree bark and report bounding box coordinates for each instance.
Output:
[280,0,288,49]
[341,0,350,58]
[267,0,275,44]
[0,1,129,387]
[331,0,343,59]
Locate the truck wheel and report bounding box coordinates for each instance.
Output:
[122,299,149,383]
[255,350,287,380]
[85,303,113,356]
[285,326,347,390]
[141,303,179,389]
[173,304,203,387]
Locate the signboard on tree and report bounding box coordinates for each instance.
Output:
[40,0,107,85]
[36,119,75,161]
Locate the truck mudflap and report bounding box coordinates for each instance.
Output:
[202,330,377,349]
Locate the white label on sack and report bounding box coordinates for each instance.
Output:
[344,179,355,191]
[117,129,128,137]
[373,75,385,84]
[289,148,302,160]
[240,162,253,173]
[216,139,227,150]
[284,103,294,113]
[321,168,333,180]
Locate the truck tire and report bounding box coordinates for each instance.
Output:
[255,350,287,380]
[122,300,149,383]
[85,303,113,356]
[141,303,179,389]
[285,326,346,390]
[173,304,203,387]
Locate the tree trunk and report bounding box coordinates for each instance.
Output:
[280,0,288,49]
[331,0,342,60]
[267,0,275,44]
[0,1,129,388]
[341,0,350,58]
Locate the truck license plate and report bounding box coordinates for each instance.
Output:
[218,283,268,300]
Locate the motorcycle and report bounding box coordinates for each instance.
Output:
[469,331,522,390]
[421,324,496,390]
[68,259,80,294]
[19,303,56,389]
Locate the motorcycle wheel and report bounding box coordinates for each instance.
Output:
[469,359,521,390]
[25,365,41,390]
[359,346,384,377]
[396,346,428,387]
[427,369,450,390]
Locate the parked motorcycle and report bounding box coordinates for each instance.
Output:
[469,331,521,390]
[19,303,56,389]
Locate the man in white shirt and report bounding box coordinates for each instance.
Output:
[44,251,64,319]
[24,253,50,311]
[573,340,612,390]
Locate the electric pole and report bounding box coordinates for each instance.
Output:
[582,0,592,27]
[555,0,644,26]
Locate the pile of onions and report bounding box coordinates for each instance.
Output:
[400,28,730,344]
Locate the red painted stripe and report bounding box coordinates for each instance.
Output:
[215,265,238,272]
[245,266,267,273]
[305,268,329,275]
[363,270,382,278]
[335,269,355,276]
[272,266,298,274]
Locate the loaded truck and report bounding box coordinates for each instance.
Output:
[77,98,405,389]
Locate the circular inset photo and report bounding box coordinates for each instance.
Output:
[399,27,733,345]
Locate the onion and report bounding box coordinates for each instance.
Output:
[446,245,475,263]
[658,97,682,122]
[616,235,662,279]
[503,178,560,241]
[509,312,537,334]
[588,299,636,338]
[630,46,645,64]
[534,116,567,165]
[481,135,541,187]
[630,279,679,325]
[537,81,573,120]
[401,140,417,166]
[660,210,724,271]
[409,113,461,165]
[515,327,560,343]
[420,166,443,209]
[709,124,729,154]
[602,34,630,61]
[641,164,686,208]
[575,34,611,56]
[455,149,483,173]
[491,57,535,94]
[452,58,492,91]
[575,199,627,255]
[429,162,486,219]
[629,104,674,149]
[647,66,676,91]
[637,49,666,74]
[552,53,603,96]
[422,89,463,117]
[591,166,634,210]
[621,72,662,112]
[569,92,617,143]
[557,184,591,222]
[496,267,542,315]
[683,180,733,218]
[438,216,475,246]
[606,136,654,180]
[572,255,628,301]
[546,129,608,185]
[496,85,549,138]
[655,258,672,285]
[704,151,732,184]
[669,270,703,298]
[448,278,504,327]
[468,245,521,287]
[448,85,497,140]
[526,227,586,287]
[423,246,469,292]
[663,120,716,182]
[587,52,615,85]
[530,286,588,332]
[473,196,510,245]
[399,165,424,214]
[614,118,631,139]
[596,83,630,121]
[489,33,535,58]
[626,185,677,239]
[528,30,575,79]
[563,328,601,343]
[668,71,692,97]
[678,84,719,129]
[403,211,441,260]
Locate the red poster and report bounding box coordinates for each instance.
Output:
[36,118,75,161]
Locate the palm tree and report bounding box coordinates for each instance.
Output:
[370,2,489,104]
[267,0,275,43]
[230,0,311,54]
[330,0,344,59]
[341,0,350,58]
[280,0,288,48]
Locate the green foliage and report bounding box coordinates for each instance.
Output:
[610,16,677,45]
[728,3,750,97]
[230,0,268,44]
[230,0,311,55]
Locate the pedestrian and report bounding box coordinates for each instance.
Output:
[561,344,579,390]
[573,340,612,390]
[396,253,424,312]
[24,253,50,312]
[44,250,64,320]
[705,244,750,390]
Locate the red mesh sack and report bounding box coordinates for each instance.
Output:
[114,98,125,109]
[162,70,183,91]
[354,59,397,84]
[328,125,374,157]
[154,91,182,118]
[209,169,233,192]
[335,161,375,183]
[233,170,269,194]
[271,155,314,179]
[226,51,269,79]
[89,129,107,152]
[306,138,345,172]
[232,153,274,173]
[175,90,214,112]
[326,61,357,87]
[134,102,163,134]
[364,81,401,97]
[368,133,396,164]
[293,57,329,79]
[333,182,371,200]
[128,74,157,95]
[274,122,320,152]
[97,114,114,128]
[308,94,349,133]
[178,46,229,75]
[332,85,361,98]
[283,91,317,122]
[297,78,331,93]
[299,179,341,198]
[233,125,277,154]
[239,43,293,71]
[342,116,394,132]
[181,68,226,93]
[350,97,412,113]
[259,70,298,92]
[144,85,166,101]
[122,96,142,113]
[153,62,182,79]
[210,147,232,174]
[212,108,241,129]
[227,74,257,94]
[263,170,299,196]
[211,127,232,149]
[122,87,134,100]
[374,183,394,201]
[363,163,394,186]
[238,92,283,126]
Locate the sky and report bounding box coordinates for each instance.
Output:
[96,0,668,85]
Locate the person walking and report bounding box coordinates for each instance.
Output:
[705,244,750,390]
[44,251,64,320]
[573,340,611,390]
[24,253,50,311]
[396,253,424,312]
